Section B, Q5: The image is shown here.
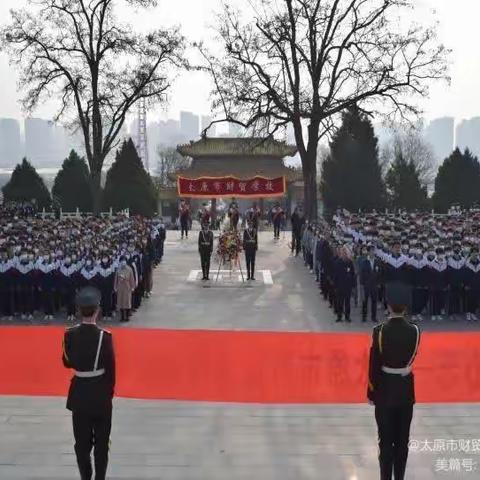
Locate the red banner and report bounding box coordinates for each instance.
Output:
[177,176,286,198]
[2,327,480,403]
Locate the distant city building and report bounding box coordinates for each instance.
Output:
[24,118,88,168]
[25,118,56,167]
[0,118,22,167]
[160,119,182,145]
[51,124,71,164]
[456,117,480,158]
[180,111,199,142]
[424,117,454,165]
[147,121,161,165]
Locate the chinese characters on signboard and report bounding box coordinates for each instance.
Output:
[177,176,286,198]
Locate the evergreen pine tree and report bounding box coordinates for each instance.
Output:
[386,151,428,211]
[320,106,386,214]
[52,150,93,212]
[2,158,51,208]
[433,148,480,212]
[103,139,157,216]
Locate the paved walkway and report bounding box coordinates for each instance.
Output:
[127,230,333,331]
[1,396,479,479]
[123,231,480,332]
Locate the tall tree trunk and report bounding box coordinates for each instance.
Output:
[91,169,102,216]
[301,151,318,221]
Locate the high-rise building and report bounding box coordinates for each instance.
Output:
[456,117,480,158]
[424,117,454,166]
[180,111,199,141]
[147,121,161,165]
[24,117,55,167]
[0,118,22,167]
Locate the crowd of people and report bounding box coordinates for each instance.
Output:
[0,203,166,322]
[177,198,289,238]
[299,208,480,323]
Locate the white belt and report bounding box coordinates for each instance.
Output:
[381,366,412,376]
[75,368,105,378]
[75,330,105,378]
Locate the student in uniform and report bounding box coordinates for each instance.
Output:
[464,247,480,321]
[360,245,381,323]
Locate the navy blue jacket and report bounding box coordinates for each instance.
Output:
[360,257,382,291]
[333,258,356,292]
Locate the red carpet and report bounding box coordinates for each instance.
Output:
[0,327,479,403]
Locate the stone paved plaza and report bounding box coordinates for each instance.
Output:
[1,397,479,479]
[1,231,479,479]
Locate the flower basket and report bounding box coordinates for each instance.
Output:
[216,230,243,263]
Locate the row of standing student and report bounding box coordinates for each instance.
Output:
[300,224,480,322]
[0,228,166,322]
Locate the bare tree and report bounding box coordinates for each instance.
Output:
[155,146,191,188]
[381,126,437,189]
[203,0,449,220]
[2,0,185,213]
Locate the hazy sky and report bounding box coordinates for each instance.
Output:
[0,0,479,126]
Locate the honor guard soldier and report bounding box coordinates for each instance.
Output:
[198,222,214,280]
[62,286,116,480]
[368,283,420,480]
[243,220,258,280]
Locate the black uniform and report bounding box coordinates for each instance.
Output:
[243,227,258,280]
[157,225,166,263]
[408,258,429,316]
[368,312,420,480]
[291,212,305,255]
[360,256,382,322]
[198,229,214,280]
[63,323,115,480]
[333,256,355,321]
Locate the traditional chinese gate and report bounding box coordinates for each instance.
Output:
[174,137,298,220]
